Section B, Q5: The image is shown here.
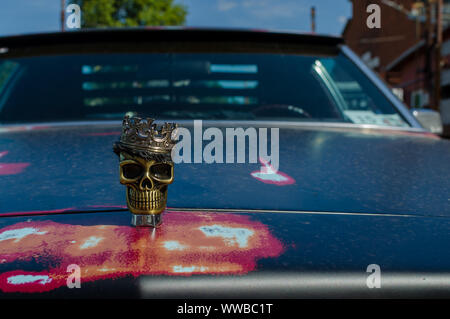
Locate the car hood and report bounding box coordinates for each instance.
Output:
[0,121,450,297]
[0,209,450,297]
[0,121,449,217]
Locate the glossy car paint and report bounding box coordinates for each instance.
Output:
[0,209,449,297]
[0,122,448,217]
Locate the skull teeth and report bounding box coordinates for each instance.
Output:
[128,188,165,211]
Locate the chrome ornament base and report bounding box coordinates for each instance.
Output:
[131,213,162,227]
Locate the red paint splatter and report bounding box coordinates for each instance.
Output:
[251,157,295,186]
[0,207,79,217]
[87,205,127,209]
[0,163,30,176]
[0,151,30,176]
[0,211,284,293]
[1,205,128,217]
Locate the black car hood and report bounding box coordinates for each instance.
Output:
[0,121,449,217]
[0,209,449,297]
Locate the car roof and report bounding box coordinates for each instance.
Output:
[0,27,344,53]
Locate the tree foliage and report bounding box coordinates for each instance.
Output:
[70,0,187,28]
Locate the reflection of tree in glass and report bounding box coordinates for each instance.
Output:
[70,0,187,28]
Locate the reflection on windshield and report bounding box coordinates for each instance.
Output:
[0,52,409,128]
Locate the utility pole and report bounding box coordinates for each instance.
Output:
[61,0,66,31]
[425,0,433,108]
[434,0,443,111]
[311,6,316,33]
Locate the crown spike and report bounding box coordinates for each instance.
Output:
[118,116,177,154]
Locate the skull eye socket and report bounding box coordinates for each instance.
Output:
[150,163,172,180]
[122,163,143,179]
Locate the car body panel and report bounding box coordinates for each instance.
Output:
[0,122,448,217]
[0,209,449,297]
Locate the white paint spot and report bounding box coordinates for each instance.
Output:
[7,275,52,285]
[163,241,187,251]
[0,227,47,243]
[71,241,76,244]
[251,169,288,182]
[199,225,254,248]
[80,236,103,249]
[251,159,287,182]
[98,268,116,272]
[251,158,295,185]
[173,265,207,273]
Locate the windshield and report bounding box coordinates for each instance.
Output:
[0,51,409,127]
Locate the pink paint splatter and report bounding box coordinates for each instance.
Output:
[2,205,128,217]
[0,151,30,176]
[0,163,30,175]
[0,211,284,293]
[0,207,79,217]
[251,157,295,186]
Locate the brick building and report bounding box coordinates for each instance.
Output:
[343,0,450,135]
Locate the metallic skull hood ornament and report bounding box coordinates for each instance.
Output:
[113,116,178,227]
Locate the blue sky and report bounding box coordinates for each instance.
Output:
[0,0,351,37]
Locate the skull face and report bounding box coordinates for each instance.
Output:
[119,152,174,215]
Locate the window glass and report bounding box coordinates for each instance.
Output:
[0,52,409,128]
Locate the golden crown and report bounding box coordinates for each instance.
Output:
[117,116,178,154]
